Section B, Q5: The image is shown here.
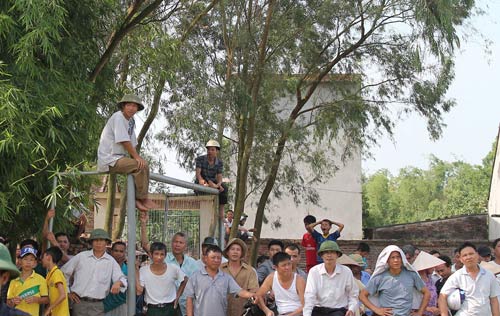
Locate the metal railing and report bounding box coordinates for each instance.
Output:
[50,170,219,315]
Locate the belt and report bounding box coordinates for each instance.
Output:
[80,297,103,302]
[148,302,174,308]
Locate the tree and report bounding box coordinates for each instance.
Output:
[362,170,393,227]
[362,141,495,226]
[0,0,121,243]
[443,161,489,215]
[0,0,214,242]
[162,0,477,263]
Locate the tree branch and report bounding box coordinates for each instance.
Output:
[180,0,220,44]
[88,0,163,82]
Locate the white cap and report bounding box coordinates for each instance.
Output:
[447,288,465,310]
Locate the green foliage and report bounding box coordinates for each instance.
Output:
[0,0,219,242]
[363,143,495,227]
[162,0,479,217]
[0,0,121,241]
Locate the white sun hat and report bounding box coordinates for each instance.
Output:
[447,288,465,311]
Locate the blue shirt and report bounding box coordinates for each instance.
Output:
[360,271,372,316]
[366,269,424,316]
[360,270,371,286]
[165,253,198,316]
[312,230,341,263]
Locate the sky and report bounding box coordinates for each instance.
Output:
[141,1,500,190]
[363,0,500,175]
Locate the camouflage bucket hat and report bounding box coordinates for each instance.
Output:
[89,229,112,243]
[318,240,343,257]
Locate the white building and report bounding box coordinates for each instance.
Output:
[488,125,500,240]
[236,77,363,240]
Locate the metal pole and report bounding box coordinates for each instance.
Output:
[149,173,219,195]
[164,195,169,242]
[48,176,58,247]
[126,175,136,316]
[56,171,219,195]
[217,196,224,249]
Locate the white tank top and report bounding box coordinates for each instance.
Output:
[272,272,302,314]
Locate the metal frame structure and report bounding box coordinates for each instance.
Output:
[49,171,220,315]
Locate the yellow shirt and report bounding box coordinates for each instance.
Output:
[7,271,48,316]
[46,265,70,316]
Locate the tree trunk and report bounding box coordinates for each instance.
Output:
[250,129,291,264]
[231,0,275,240]
[104,173,117,234]
[113,185,128,240]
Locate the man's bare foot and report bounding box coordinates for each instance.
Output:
[140,198,158,210]
[136,200,148,212]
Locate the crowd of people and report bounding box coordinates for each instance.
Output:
[1,94,500,316]
[1,208,500,316]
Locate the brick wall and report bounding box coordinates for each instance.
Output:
[366,214,488,240]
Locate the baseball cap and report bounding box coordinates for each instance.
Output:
[20,247,37,258]
[477,246,492,257]
[202,237,218,246]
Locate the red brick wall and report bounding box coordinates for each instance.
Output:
[367,214,487,240]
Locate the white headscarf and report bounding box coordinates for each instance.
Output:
[368,245,423,308]
[371,245,416,277]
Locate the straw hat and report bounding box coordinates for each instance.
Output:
[337,254,360,266]
[223,238,247,259]
[480,261,500,275]
[412,250,445,271]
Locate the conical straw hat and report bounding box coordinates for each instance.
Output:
[337,253,360,266]
[480,261,500,275]
[412,251,445,271]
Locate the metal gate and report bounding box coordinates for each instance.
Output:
[124,209,201,259]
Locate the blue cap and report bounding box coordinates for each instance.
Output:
[20,247,37,258]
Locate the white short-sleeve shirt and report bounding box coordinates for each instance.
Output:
[97,111,137,171]
[140,264,186,304]
[441,265,500,316]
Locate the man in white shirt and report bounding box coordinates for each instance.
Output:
[97,94,157,212]
[62,229,127,316]
[438,242,500,316]
[490,238,500,282]
[304,241,358,316]
[137,242,187,316]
